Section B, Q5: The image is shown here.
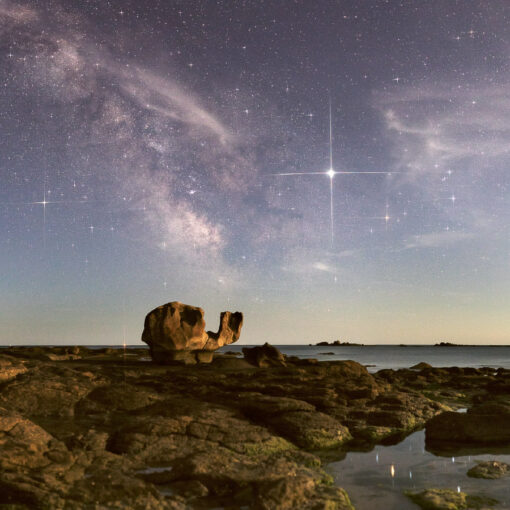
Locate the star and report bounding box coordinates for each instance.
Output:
[271,101,397,246]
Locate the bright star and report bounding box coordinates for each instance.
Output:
[270,99,397,246]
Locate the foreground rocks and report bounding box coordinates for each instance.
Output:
[0,347,509,508]
[142,302,243,364]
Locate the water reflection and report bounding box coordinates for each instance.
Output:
[328,430,510,510]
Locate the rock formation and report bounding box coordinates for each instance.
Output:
[142,301,243,364]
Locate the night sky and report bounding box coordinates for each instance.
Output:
[1,0,509,345]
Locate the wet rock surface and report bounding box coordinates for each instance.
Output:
[0,346,508,508]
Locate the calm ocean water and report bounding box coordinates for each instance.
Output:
[328,429,510,509]
[217,345,510,372]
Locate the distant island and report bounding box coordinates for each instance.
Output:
[315,340,364,346]
[435,342,463,347]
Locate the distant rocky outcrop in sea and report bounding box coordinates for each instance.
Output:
[142,301,243,364]
[315,340,364,346]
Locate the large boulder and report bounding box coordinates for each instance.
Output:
[426,404,510,445]
[142,301,243,364]
[242,343,286,368]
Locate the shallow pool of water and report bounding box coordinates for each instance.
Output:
[328,430,510,509]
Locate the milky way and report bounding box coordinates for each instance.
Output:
[1,0,509,345]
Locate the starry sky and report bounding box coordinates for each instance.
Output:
[1,0,510,346]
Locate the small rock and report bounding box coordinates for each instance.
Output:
[411,362,433,370]
[195,351,213,363]
[467,461,510,479]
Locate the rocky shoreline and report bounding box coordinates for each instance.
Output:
[0,346,509,509]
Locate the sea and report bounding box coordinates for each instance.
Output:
[217,344,510,372]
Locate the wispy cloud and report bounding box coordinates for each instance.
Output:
[312,262,337,273]
[121,67,234,145]
[404,231,475,249]
[376,84,510,180]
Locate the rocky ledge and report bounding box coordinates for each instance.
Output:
[0,347,509,509]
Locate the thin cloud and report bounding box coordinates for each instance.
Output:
[404,231,475,249]
[376,84,510,180]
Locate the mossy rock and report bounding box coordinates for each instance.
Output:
[302,427,351,450]
[243,436,296,457]
[354,425,395,442]
[406,488,498,510]
[316,487,355,510]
